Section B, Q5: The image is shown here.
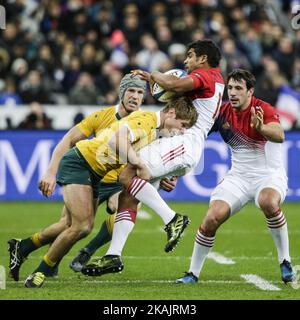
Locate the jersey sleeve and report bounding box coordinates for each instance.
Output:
[76,110,105,137]
[261,104,280,125]
[187,69,205,90]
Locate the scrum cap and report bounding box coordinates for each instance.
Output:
[119,74,147,102]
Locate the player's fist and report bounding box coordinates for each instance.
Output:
[38,171,56,197]
[160,176,178,192]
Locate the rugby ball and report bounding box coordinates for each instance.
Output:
[151,69,187,102]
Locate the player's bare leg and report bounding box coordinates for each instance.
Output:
[176,200,230,283]
[39,205,71,243]
[70,192,120,272]
[25,184,95,288]
[258,188,295,283]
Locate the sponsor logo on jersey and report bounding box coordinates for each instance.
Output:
[222,122,230,129]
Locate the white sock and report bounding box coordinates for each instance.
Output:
[266,210,291,263]
[127,177,175,225]
[189,229,215,278]
[106,209,137,256]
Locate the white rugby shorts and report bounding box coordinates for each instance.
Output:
[139,134,204,181]
[210,171,288,215]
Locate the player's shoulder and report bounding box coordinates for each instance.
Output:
[89,105,116,118]
[101,105,117,114]
[125,110,156,125]
[129,110,155,118]
[252,96,274,110]
[189,67,224,82]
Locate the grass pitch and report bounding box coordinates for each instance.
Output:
[0,201,300,300]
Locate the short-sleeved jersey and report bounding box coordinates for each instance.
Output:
[186,67,225,138]
[76,105,120,138]
[76,110,160,177]
[210,96,285,176]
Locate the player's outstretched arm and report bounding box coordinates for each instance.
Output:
[39,126,87,197]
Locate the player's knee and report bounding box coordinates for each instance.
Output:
[119,170,131,188]
[258,195,279,216]
[59,216,71,229]
[201,215,220,236]
[69,222,93,240]
[80,222,93,238]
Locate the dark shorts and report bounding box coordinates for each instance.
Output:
[98,181,124,214]
[98,181,123,205]
[57,147,101,198]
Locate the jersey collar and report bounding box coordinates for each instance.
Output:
[115,104,122,120]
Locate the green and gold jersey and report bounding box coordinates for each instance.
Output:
[102,166,124,183]
[76,110,160,177]
[76,105,120,138]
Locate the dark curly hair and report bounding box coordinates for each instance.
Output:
[187,39,222,68]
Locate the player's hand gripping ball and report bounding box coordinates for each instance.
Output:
[151,69,187,102]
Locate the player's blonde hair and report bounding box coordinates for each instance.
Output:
[162,96,198,128]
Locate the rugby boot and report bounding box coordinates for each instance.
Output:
[8,239,26,281]
[81,255,124,276]
[164,213,190,252]
[176,272,198,284]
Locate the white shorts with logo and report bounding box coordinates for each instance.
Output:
[139,134,204,187]
[210,170,288,215]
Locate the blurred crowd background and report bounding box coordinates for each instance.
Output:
[1,0,300,130]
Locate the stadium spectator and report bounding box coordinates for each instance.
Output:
[109,30,130,70]
[69,72,98,105]
[136,33,169,72]
[255,55,287,106]
[0,78,22,106]
[291,58,300,93]
[272,36,295,80]
[17,102,52,129]
[221,38,251,74]
[1,0,300,128]
[19,70,52,104]
[62,56,81,93]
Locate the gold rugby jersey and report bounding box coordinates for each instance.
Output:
[76,105,121,138]
[76,111,160,177]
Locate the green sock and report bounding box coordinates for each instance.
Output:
[20,237,39,257]
[34,260,55,277]
[86,221,112,255]
[34,254,56,277]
